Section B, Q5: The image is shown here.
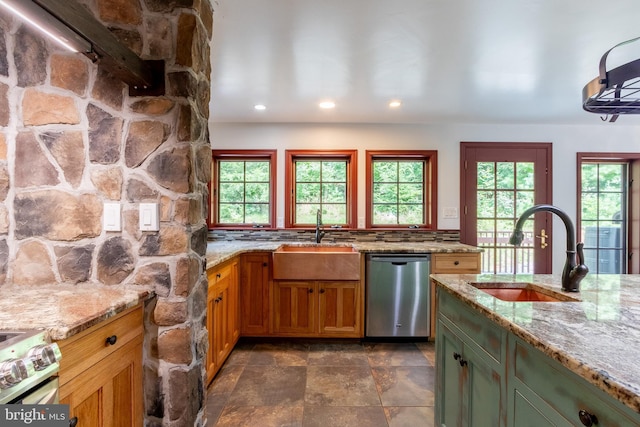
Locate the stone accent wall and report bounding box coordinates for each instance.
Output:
[0,1,213,425]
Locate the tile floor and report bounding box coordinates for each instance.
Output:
[205,339,436,427]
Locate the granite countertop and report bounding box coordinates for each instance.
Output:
[431,273,640,414]
[205,240,481,269]
[0,284,153,341]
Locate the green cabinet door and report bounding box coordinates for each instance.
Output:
[436,314,505,426]
[436,321,464,426]
[465,339,504,426]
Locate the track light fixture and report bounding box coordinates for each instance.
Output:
[0,0,164,96]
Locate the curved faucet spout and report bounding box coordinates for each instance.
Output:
[509,204,588,292]
[315,209,325,244]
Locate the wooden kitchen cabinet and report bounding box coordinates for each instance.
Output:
[272,280,362,337]
[57,304,143,427]
[272,280,316,335]
[206,257,240,384]
[432,252,481,273]
[317,280,361,336]
[240,252,271,335]
[430,251,481,337]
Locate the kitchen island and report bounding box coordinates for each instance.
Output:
[431,273,640,426]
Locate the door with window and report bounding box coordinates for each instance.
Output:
[461,142,552,274]
[578,153,640,274]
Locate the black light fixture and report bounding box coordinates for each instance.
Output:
[582,36,640,123]
[0,0,165,96]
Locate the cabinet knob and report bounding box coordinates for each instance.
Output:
[453,352,468,367]
[69,417,78,427]
[454,260,460,265]
[216,273,221,278]
[308,288,314,294]
[578,410,598,427]
[319,288,325,294]
[262,262,268,267]
[105,335,117,346]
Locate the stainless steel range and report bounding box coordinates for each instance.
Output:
[0,330,62,404]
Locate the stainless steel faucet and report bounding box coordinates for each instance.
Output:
[509,204,588,292]
[315,209,325,243]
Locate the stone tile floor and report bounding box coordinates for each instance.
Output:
[206,340,436,426]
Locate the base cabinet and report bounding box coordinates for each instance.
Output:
[430,252,481,337]
[509,337,639,427]
[436,290,506,426]
[435,288,640,427]
[57,304,143,427]
[272,280,362,337]
[207,258,240,384]
[240,252,271,336]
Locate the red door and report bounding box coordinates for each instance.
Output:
[460,142,553,274]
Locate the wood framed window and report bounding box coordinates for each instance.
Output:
[210,150,276,229]
[285,150,357,229]
[366,150,438,229]
[577,152,640,274]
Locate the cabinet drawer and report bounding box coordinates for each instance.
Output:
[512,338,639,426]
[438,290,504,363]
[208,262,233,285]
[432,253,480,273]
[57,304,143,386]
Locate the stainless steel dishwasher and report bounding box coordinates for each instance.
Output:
[365,253,431,338]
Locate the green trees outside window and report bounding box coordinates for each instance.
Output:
[372,160,424,225]
[294,160,347,225]
[218,160,271,225]
[580,162,627,274]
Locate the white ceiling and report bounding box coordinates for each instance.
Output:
[209,0,640,125]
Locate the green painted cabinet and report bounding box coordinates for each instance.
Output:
[509,337,640,427]
[436,289,507,426]
[435,287,640,427]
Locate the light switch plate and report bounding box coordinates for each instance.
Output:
[103,203,121,231]
[139,203,159,231]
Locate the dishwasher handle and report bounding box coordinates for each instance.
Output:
[368,255,430,264]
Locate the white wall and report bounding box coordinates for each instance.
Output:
[210,121,640,272]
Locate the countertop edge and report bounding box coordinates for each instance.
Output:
[48,289,155,341]
[205,240,482,269]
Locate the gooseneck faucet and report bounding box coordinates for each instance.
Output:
[509,204,588,292]
[315,209,325,243]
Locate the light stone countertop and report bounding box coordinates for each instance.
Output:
[0,284,153,340]
[205,240,481,269]
[431,273,640,414]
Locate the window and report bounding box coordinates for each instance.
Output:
[366,151,438,229]
[210,150,276,228]
[579,158,629,274]
[285,150,357,228]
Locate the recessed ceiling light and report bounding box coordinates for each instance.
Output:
[389,100,402,108]
[254,104,266,110]
[319,101,335,109]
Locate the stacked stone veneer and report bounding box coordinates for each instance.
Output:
[0,0,213,425]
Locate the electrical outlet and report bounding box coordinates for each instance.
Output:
[443,207,458,219]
